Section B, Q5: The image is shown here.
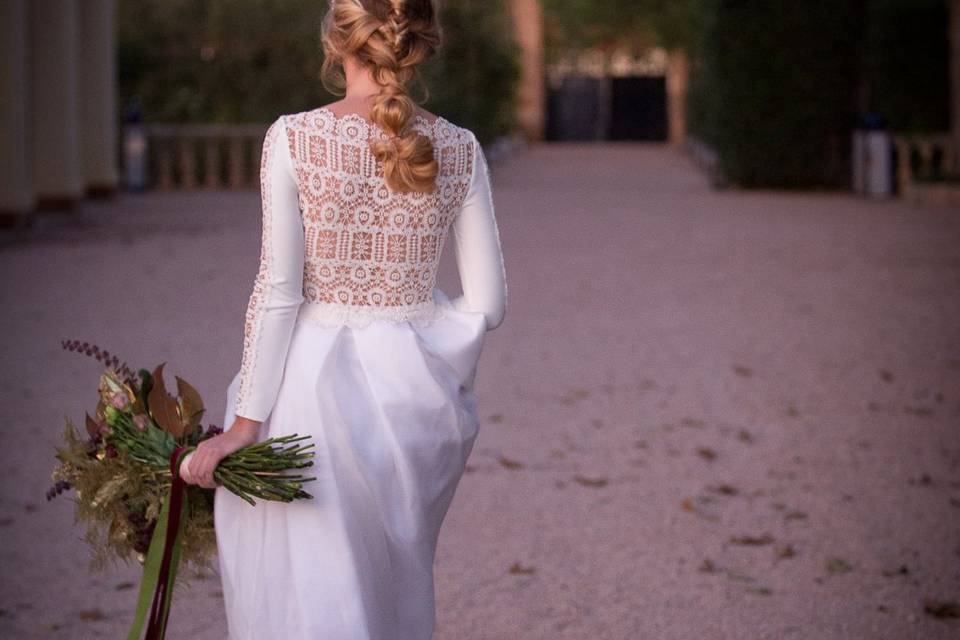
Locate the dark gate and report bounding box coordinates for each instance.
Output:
[546,75,667,142]
[608,76,667,141]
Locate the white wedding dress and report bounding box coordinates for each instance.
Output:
[213,106,507,640]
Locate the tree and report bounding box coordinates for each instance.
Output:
[117,0,519,142]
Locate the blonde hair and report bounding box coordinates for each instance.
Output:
[320,0,441,193]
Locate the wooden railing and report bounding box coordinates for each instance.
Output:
[131,123,270,190]
[892,133,956,199]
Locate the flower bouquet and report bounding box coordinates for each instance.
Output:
[49,340,316,640]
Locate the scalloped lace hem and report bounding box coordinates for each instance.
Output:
[295,298,449,329]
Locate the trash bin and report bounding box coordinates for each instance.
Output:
[852,113,892,198]
[123,98,148,192]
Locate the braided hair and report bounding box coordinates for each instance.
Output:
[321,0,442,193]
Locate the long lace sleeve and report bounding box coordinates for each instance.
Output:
[233,115,305,422]
[450,133,507,330]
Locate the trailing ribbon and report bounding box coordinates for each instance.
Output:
[126,445,192,640]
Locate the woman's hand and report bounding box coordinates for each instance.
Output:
[180,418,262,489]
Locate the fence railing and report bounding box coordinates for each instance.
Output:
[892,133,956,199]
[126,123,270,190]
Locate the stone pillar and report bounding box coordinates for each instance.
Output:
[510,0,545,141]
[666,48,689,147]
[0,0,33,224]
[79,0,118,197]
[30,0,83,210]
[951,0,960,173]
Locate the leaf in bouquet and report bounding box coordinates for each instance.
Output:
[175,375,205,434]
[99,369,137,408]
[95,397,107,424]
[93,475,128,508]
[85,412,100,439]
[137,368,154,414]
[148,363,185,439]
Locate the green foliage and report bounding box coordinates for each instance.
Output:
[688,0,863,188]
[542,0,702,60]
[862,0,949,133]
[118,0,520,142]
[420,0,521,143]
[118,0,332,123]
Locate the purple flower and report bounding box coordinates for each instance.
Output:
[109,392,130,410]
[132,414,149,431]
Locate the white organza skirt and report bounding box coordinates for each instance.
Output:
[214,288,487,640]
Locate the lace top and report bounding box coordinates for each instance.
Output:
[233,106,507,422]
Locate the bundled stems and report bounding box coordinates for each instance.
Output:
[104,406,316,506]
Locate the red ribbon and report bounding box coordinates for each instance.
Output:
[144,445,189,640]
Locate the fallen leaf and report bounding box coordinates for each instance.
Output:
[784,510,807,521]
[709,484,738,496]
[825,557,853,574]
[775,544,796,559]
[78,608,105,621]
[733,364,753,377]
[696,447,717,461]
[737,429,753,443]
[488,413,504,423]
[923,599,960,619]
[729,534,774,546]
[573,474,608,488]
[881,565,909,578]
[114,581,135,591]
[879,369,894,383]
[509,562,536,575]
[497,456,523,470]
[681,498,695,512]
[559,388,590,406]
[698,558,718,573]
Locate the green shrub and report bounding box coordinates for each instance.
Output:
[688,0,861,188]
[118,0,519,142]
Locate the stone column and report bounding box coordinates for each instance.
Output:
[666,48,689,147]
[0,0,33,224]
[79,0,118,197]
[30,0,83,210]
[510,0,545,141]
[950,0,960,173]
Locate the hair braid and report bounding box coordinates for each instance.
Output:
[321,0,441,193]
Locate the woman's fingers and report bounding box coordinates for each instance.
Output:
[191,447,219,489]
[177,443,225,490]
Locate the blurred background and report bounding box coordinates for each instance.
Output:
[0,0,957,215]
[1,2,958,639]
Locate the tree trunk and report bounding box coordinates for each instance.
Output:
[666,48,689,147]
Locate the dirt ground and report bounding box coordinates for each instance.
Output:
[1,142,958,639]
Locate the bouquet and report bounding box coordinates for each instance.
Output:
[49,340,316,639]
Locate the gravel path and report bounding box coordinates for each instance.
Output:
[1,143,958,639]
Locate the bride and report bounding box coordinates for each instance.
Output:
[179,0,507,638]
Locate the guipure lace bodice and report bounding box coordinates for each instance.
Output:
[233,106,507,421]
[288,108,474,321]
